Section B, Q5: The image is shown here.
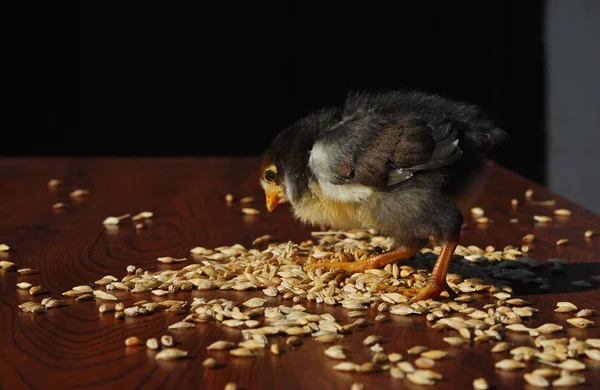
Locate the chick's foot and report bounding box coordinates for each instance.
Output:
[409,278,457,303]
[370,284,420,295]
[369,280,456,302]
[304,247,419,274]
[371,235,460,302]
[408,236,460,303]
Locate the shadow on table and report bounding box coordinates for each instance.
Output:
[520,262,600,296]
[407,253,600,297]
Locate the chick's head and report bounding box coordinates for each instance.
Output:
[259,152,289,212]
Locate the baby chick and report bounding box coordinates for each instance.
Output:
[259,90,507,302]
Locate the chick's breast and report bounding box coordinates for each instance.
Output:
[291,180,373,230]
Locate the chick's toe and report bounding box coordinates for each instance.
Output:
[304,247,420,274]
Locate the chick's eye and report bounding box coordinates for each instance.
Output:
[264,169,277,182]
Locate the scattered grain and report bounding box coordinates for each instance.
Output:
[363,335,383,346]
[132,211,154,221]
[17,268,38,275]
[45,299,64,309]
[270,343,280,355]
[558,359,586,371]
[155,348,188,360]
[567,318,595,328]
[324,346,347,360]
[531,368,560,378]
[444,337,467,347]
[473,377,489,390]
[333,362,359,372]
[203,357,220,368]
[207,341,235,350]
[125,336,143,346]
[102,214,130,225]
[415,357,435,369]
[554,209,572,216]
[48,179,62,188]
[146,338,159,350]
[230,347,255,357]
[29,286,46,296]
[523,373,549,387]
[161,335,174,347]
[471,207,484,217]
[575,309,594,317]
[70,189,90,198]
[552,374,585,387]
[0,260,16,270]
[407,369,442,385]
[390,367,405,379]
[584,349,600,361]
[525,189,534,199]
[495,359,525,371]
[157,256,187,264]
[536,323,563,334]
[421,350,448,360]
[556,302,578,312]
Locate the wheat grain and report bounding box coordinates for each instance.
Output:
[472,378,489,389]
[125,336,143,346]
[155,348,188,360]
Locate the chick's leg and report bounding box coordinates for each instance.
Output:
[407,233,459,303]
[304,246,421,273]
[370,233,459,301]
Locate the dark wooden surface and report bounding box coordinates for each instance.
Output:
[0,157,599,390]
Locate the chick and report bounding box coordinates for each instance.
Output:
[259,90,507,302]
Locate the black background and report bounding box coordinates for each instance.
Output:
[29,2,546,184]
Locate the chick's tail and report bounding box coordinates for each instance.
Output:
[461,120,509,158]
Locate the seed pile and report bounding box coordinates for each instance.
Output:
[3,186,599,388]
[8,225,600,388]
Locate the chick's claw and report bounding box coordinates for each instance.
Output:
[305,260,370,273]
[304,248,419,274]
[371,284,421,296]
[371,277,457,303]
[407,278,458,303]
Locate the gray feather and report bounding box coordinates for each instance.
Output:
[387,138,463,186]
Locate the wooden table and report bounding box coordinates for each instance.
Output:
[0,157,599,390]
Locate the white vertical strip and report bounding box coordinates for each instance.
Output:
[546,0,600,213]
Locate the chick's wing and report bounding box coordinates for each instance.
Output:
[308,116,463,191]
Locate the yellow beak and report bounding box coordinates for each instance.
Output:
[265,190,280,212]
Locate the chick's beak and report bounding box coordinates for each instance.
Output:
[265,190,280,212]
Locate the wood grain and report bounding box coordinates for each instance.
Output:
[0,157,599,390]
